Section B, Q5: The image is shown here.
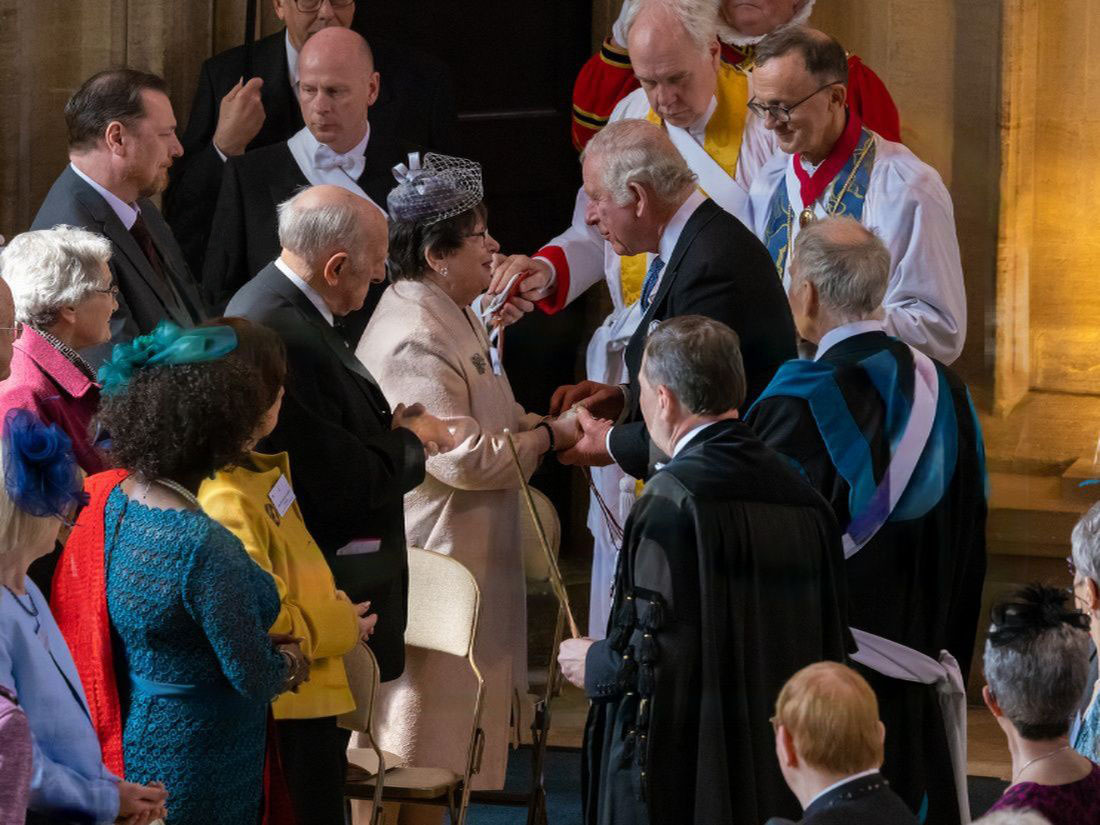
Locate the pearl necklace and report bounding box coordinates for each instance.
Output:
[141,477,201,509]
[1013,745,1073,782]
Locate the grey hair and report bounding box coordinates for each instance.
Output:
[0,438,59,560]
[583,119,697,207]
[983,608,1090,741]
[0,226,112,327]
[1071,500,1100,583]
[972,812,1053,825]
[622,0,720,51]
[791,217,890,322]
[277,190,368,271]
[642,315,746,414]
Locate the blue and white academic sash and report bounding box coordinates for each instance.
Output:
[762,127,877,278]
[751,344,970,824]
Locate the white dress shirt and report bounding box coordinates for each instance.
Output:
[69,163,139,230]
[275,256,333,326]
[286,125,388,218]
[815,319,886,361]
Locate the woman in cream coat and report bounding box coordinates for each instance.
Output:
[357,155,577,817]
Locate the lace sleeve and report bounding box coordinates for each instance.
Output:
[181,523,289,702]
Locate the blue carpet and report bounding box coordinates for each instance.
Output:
[450,747,583,825]
[449,745,1008,824]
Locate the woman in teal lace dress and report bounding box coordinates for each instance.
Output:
[1070,501,1100,760]
[88,323,309,824]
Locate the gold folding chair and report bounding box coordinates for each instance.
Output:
[344,546,484,825]
[339,640,391,825]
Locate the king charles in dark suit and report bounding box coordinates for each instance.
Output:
[32,69,205,365]
[542,120,795,478]
[202,26,414,343]
[165,0,455,278]
[225,184,451,682]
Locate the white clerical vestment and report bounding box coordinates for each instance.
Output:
[747,133,967,365]
[535,81,773,637]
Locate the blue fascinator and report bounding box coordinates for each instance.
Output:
[3,409,87,520]
[97,320,239,396]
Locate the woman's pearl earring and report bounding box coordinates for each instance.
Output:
[440,266,449,277]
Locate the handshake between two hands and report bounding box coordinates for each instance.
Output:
[389,383,623,468]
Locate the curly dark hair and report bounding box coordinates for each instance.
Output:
[202,317,287,409]
[387,202,488,281]
[96,356,266,481]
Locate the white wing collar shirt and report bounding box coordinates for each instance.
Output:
[286,124,388,218]
[748,132,967,365]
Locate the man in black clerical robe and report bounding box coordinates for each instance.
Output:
[559,315,852,825]
[746,217,987,825]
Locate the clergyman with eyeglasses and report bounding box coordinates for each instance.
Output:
[745,24,967,366]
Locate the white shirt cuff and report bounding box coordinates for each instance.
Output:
[213,142,228,163]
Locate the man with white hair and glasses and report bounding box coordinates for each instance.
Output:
[746,216,987,825]
[747,24,967,365]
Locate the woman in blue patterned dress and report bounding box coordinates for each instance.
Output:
[82,323,309,824]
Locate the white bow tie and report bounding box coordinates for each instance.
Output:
[315,144,364,177]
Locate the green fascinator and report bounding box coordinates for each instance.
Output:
[98,320,239,395]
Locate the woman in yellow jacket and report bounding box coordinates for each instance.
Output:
[197,317,376,825]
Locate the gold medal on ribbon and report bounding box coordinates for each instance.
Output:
[799,207,815,228]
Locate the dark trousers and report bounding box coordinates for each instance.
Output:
[276,716,351,825]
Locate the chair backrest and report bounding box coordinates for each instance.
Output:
[521,488,561,584]
[338,640,380,734]
[405,546,480,657]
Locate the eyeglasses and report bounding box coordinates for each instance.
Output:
[463,229,491,244]
[292,0,354,11]
[747,81,842,123]
[0,322,22,342]
[92,283,120,297]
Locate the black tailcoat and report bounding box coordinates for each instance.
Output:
[165,28,456,276]
[225,262,425,680]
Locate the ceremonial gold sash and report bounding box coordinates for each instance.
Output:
[618,61,749,305]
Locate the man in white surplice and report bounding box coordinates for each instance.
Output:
[746,24,966,365]
[202,25,404,328]
[488,0,773,638]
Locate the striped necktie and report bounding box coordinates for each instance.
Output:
[640,256,665,311]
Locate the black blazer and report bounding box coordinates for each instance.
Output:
[31,165,205,365]
[607,198,796,479]
[225,262,425,680]
[164,28,457,277]
[201,135,412,338]
[765,772,920,825]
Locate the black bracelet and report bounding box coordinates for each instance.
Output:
[536,421,554,454]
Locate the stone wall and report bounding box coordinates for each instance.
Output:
[0,0,281,238]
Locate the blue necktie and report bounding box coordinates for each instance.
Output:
[640,256,665,311]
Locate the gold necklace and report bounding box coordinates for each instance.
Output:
[1013,745,1073,782]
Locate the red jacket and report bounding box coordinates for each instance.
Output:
[0,327,107,475]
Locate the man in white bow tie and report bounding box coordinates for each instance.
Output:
[202,26,415,339]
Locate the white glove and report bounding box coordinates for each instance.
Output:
[558,637,595,689]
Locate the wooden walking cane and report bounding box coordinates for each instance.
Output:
[504,430,581,639]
